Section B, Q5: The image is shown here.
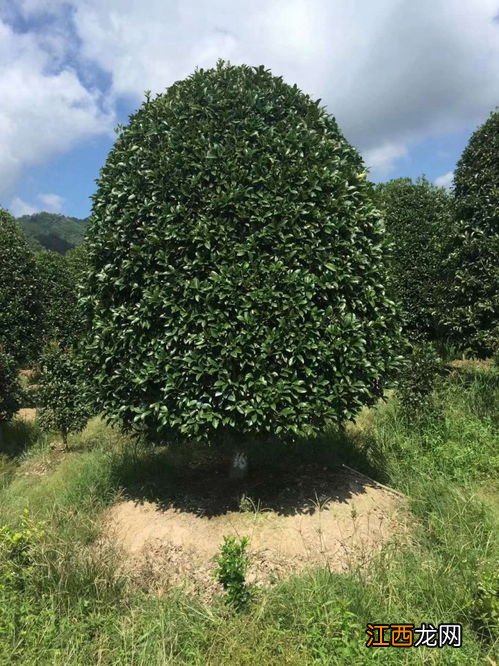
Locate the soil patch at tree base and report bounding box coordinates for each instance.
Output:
[102,467,407,600]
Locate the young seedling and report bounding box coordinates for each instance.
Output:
[215,535,252,610]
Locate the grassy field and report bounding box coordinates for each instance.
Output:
[0,363,498,664]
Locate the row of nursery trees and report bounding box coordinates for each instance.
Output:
[0,225,89,444]
[1,63,498,454]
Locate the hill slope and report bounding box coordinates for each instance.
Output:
[17,212,88,253]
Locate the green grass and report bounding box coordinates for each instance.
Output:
[0,365,497,664]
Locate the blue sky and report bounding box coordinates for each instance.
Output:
[1,1,498,219]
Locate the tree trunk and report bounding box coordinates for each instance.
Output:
[229,448,248,480]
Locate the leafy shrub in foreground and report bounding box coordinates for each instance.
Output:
[446,110,499,357]
[82,62,402,445]
[0,510,47,649]
[38,344,91,449]
[376,177,452,342]
[0,509,44,593]
[215,535,252,610]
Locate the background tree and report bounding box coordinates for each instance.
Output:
[65,243,89,284]
[376,177,452,343]
[37,343,91,450]
[446,110,499,357]
[81,62,402,449]
[0,348,22,426]
[397,342,443,423]
[35,251,79,348]
[0,210,43,365]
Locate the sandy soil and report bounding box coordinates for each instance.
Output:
[102,467,407,600]
[15,408,37,422]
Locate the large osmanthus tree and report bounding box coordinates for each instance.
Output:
[446,110,499,357]
[81,62,403,453]
[376,177,452,344]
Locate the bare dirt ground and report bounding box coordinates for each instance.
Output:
[15,408,37,422]
[102,465,407,600]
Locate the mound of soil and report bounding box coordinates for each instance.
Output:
[102,466,406,600]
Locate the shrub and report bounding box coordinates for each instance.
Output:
[0,510,47,648]
[215,535,252,610]
[446,110,499,357]
[0,348,22,424]
[471,565,499,641]
[0,509,44,593]
[81,62,402,445]
[397,343,443,422]
[0,210,43,365]
[37,344,91,449]
[376,177,452,342]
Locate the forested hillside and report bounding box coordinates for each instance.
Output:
[17,212,88,253]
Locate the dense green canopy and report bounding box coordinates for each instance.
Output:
[38,343,91,448]
[447,110,499,356]
[0,210,42,365]
[35,251,80,348]
[377,177,452,342]
[82,62,402,444]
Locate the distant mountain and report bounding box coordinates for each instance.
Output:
[17,212,89,254]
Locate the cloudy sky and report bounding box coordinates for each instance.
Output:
[1,0,498,218]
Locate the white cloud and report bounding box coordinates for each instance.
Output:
[364,142,409,175]
[3,0,499,185]
[9,196,38,217]
[68,0,499,176]
[0,18,114,199]
[38,193,64,212]
[435,171,454,190]
[9,191,64,216]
